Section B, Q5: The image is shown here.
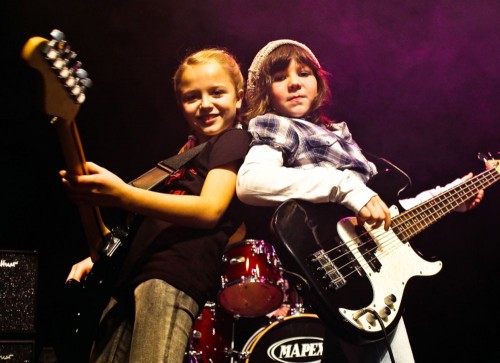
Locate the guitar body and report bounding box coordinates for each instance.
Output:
[271,165,439,344]
[271,157,499,344]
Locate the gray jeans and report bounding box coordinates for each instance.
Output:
[90,279,199,363]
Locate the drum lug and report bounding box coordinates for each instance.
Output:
[229,256,245,265]
[192,329,201,339]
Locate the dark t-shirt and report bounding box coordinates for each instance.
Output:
[124,128,252,309]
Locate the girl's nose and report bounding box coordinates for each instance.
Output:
[288,73,301,89]
[200,95,212,109]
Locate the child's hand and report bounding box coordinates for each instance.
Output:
[454,173,484,212]
[357,195,392,230]
[66,256,94,283]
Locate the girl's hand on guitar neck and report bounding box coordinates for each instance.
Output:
[59,161,130,209]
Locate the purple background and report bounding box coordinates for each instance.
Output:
[3,1,499,361]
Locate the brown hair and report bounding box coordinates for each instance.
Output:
[243,44,331,126]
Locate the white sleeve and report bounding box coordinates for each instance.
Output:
[399,177,466,211]
[236,144,377,214]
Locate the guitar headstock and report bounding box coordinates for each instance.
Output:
[21,29,92,122]
[478,152,500,172]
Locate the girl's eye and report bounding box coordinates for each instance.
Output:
[300,70,312,77]
[212,89,225,97]
[182,93,199,103]
[273,74,286,82]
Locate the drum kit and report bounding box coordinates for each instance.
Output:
[184,239,326,363]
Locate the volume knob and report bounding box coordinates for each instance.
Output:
[384,294,397,306]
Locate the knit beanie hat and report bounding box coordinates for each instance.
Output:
[247,39,321,100]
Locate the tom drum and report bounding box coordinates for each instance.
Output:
[218,239,285,317]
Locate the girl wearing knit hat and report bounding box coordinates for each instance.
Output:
[236,40,485,363]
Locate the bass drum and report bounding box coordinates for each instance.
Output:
[241,314,325,363]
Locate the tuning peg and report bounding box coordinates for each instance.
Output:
[58,52,78,78]
[71,79,92,96]
[69,69,92,104]
[80,78,93,89]
[50,29,65,41]
[45,30,68,60]
[76,68,88,79]
[53,50,75,70]
[477,152,493,163]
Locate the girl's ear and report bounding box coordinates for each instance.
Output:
[236,88,244,108]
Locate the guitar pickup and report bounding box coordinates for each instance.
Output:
[355,226,382,273]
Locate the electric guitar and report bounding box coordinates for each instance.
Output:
[21,27,131,264]
[22,29,114,259]
[271,157,499,345]
[21,29,128,360]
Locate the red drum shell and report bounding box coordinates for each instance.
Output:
[185,301,232,363]
[218,239,284,317]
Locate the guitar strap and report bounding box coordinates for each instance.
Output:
[112,142,208,292]
[363,150,411,207]
[129,142,207,190]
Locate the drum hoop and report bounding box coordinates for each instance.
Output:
[220,276,283,288]
[243,313,320,359]
[203,301,217,309]
[223,238,268,252]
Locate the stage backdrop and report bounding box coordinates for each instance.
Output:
[3,1,499,362]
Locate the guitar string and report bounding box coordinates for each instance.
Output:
[372,165,499,262]
[338,169,498,280]
[329,170,498,282]
[317,166,499,283]
[365,170,494,261]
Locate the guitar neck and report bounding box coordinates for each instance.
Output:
[55,117,110,260]
[394,165,499,241]
[21,32,109,261]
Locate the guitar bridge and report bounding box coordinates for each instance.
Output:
[311,250,347,290]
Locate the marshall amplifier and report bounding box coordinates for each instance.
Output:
[0,250,38,335]
[0,340,35,363]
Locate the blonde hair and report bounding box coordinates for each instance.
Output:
[173,48,244,104]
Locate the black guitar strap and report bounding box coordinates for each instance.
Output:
[129,142,207,190]
[363,150,412,207]
[111,142,208,292]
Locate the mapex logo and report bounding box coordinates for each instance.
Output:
[266,336,323,363]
